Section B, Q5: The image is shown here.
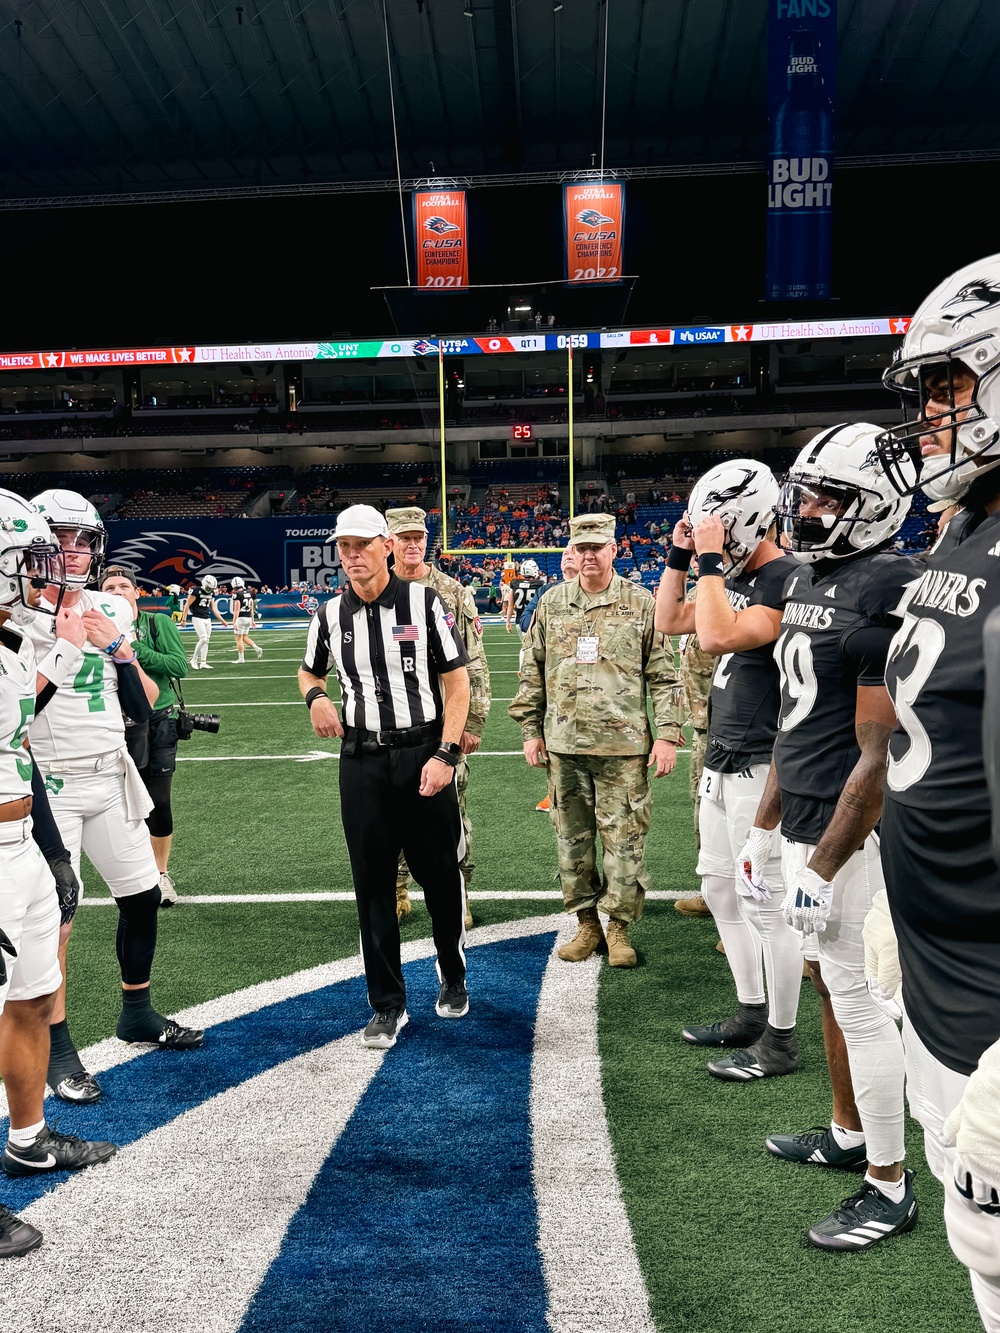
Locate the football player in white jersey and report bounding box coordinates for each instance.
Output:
[26,490,204,1105]
[0,491,116,1259]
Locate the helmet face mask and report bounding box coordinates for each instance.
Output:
[0,490,67,617]
[878,254,1000,503]
[520,559,539,578]
[32,489,107,589]
[686,460,779,576]
[777,422,914,563]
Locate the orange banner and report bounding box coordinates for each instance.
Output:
[413,190,469,290]
[564,182,624,285]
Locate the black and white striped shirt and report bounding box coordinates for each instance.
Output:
[302,574,469,731]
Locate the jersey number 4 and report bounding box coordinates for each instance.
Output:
[74,656,107,713]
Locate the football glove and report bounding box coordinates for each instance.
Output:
[47,851,80,925]
[944,1037,1000,1215]
[736,826,779,901]
[863,889,902,1021]
[0,926,16,988]
[781,866,834,935]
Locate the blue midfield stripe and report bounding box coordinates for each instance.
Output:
[240,933,555,1333]
[1,972,370,1210]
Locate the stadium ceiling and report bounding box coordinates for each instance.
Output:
[0,0,997,209]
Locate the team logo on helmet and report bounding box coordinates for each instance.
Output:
[424,216,460,235]
[939,278,1000,329]
[106,531,260,588]
[702,467,759,508]
[575,209,614,227]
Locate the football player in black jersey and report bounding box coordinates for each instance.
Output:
[874,254,1000,1324]
[740,422,923,1251]
[230,576,263,663]
[503,559,546,634]
[180,575,227,670]
[655,460,805,1083]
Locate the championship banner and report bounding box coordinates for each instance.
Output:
[766,0,836,301]
[413,190,469,289]
[564,182,624,285]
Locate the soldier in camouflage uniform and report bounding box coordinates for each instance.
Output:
[675,575,715,917]
[387,508,491,930]
[509,513,685,967]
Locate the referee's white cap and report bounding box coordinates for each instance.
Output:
[329,504,390,541]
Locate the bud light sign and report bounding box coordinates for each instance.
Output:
[766,0,836,301]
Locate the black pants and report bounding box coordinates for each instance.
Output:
[339,739,466,1011]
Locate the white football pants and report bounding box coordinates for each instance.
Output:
[0,818,62,1010]
[45,764,160,900]
[191,618,212,667]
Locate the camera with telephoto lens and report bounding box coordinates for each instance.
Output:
[175,709,221,741]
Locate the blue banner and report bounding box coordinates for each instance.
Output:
[104,517,340,592]
[766,0,836,302]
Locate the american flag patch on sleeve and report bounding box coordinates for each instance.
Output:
[392,625,420,641]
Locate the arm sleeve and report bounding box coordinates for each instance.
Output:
[115,660,154,723]
[301,605,333,678]
[841,623,898,686]
[425,588,470,675]
[30,757,67,860]
[137,614,188,682]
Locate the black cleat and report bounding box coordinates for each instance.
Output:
[766,1125,867,1171]
[2,1124,117,1178]
[708,1027,800,1082]
[435,979,469,1019]
[116,1015,204,1049]
[682,1005,767,1049]
[0,1204,43,1258]
[808,1170,918,1250]
[363,1007,408,1049]
[53,1071,103,1104]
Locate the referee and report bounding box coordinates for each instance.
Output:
[298,504,472,1050]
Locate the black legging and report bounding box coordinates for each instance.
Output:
[143,770,174,837]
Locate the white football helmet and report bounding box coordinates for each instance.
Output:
[777,423,915,563]
[32,488,107,587]
[687,460,779,576]
[231,576,246,589]
[879,253,1000,502]
[520,559,540,578]
[0,490,67,617]
[201,574,219,592]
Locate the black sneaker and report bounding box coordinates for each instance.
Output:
[436,979,469,1019]
[682,1006,767,1048]
[808,1170,918,1250]
[53,1071,103,1104]
[708,1027,800,1082]
[2,1124,117,1177]
[0,1204,43,1258]
[363,1007,408,1049]
[766,1125,867,1171]
[116,1018,204,1050]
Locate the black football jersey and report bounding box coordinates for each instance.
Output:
[885,507,1000,811]
[190,591,214,619]
[705,553,801,773]
[510,579,545,613]
[773,550,923,843]
[234,590,255,618]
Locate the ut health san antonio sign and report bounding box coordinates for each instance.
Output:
[766,0,836,301]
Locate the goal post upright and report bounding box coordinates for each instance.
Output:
[438,341,448,552]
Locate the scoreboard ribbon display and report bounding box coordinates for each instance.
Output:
[564,182,624,285]
[413,190,469,289]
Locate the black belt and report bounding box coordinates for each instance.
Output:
[345,721,441,751]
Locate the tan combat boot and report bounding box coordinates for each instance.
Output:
[557,908,607,962]
[396,879,412,922]
[605,918,637,968]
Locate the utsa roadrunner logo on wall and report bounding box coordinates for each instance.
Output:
[0,917,655,1333]
[105,531,261,588]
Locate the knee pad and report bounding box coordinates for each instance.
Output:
[114,885,161,984]
[829,979,898,1044]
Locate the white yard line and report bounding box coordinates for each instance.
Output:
[78,890,696,906]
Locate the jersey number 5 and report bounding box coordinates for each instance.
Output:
[775,630,818,732]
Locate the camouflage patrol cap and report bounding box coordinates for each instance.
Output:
[386,506,428,535]
[567,513,617,547]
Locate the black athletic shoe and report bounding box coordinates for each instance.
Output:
[708,1027,800,1082]
[682,1007,767,1048]
[808,1170,918,1250]
[116,1017,204,1049]
[363,1007,408,1049]
[53,1071,103,1104]
[2,1124,117,1178]
[435,979,469,1019]
[0,1204,43,1258]
[766,1125,867,1171]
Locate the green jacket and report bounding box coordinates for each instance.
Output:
[509,574,685,755]
[133,610,188,710]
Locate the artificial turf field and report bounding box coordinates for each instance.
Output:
[3,620,983,1333]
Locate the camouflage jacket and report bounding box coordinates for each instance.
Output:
[412,564,491,736]
[678,586,714,731]
[509,574,685,755]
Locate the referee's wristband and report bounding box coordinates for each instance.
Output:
[697,552,725,578]
[666,546,694,572]
[434,746,460,768]
[305,687,329,710]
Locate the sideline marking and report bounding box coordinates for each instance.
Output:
[78,890,696,905]
[175,749,691,761]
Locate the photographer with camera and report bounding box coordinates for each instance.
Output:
[101,567,188,907]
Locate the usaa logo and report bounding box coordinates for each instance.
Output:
[424,216,460,235]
